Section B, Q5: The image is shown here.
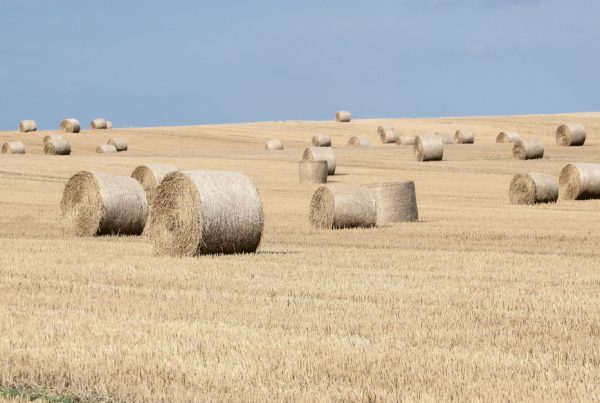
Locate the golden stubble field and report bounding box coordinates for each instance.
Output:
[1,113,600,401]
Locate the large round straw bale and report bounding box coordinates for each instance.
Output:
[559,163,600,200]
[435,132,455,144]
[512,138,544,160]
[455,129,474,144]
[312,134,331,147]
[108,138,127,151]
[556,123,586,146]
[303,147,336,175]
[509,173,558,205]
[265,139,283,150]
[496,131,520,143]
[59,118,81,133]
[149,170,263,256]
[310,185,376,229]
[414,134,443,161]
[335,111,351,122]
[369,181,418,225]
[347,137,370,147]
[44,139,71,155]
[19,120,37,133]
[378,126,399,144]
[299,160,328,184]
[91,118,108,130]
[106,121,113,129]
[43,134,66,144]
[2,141,25,154]
[96,144,118,153]
[61,171,148,236]
[131,163,178,204]
[396,134,416,145]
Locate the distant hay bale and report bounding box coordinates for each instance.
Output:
[435,132,455,144]
[512,138,544,160]
[369,181,418,226]
[19,120,37,133]
[96,144,118,153]
[299,160,328,184]
[396,134,416,145]
[44,139,71,155]
[454,129,474,144]
[149,170,264,256]
[59,118,80,133]
[265,139,283,150]
[61,171,148,236]
[559,163,600,200]
[106,121,113,129]
[347,137,370,147]
[312,134,331,147]
[496,131,520,143]
[2,141,25,154]
[43,134,65,144]
[131,163,178,204]
[509,173,558,205]
[335,111,351,122]
[378,126,399,144]
[310,184,376,229]
[556,123,586,146]
[414,134,443,162]
[303,147,336,175]
[108,138,127,151]
[91,118,108,130]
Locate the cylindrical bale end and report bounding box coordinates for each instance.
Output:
[455,129,475,144]
[19,120,37,133]
[312,134,332,147]
[556,123,586,146]
[509,173,558,205]
[2,141,25,154]
[59,119,81,133]
[559,163,600,200]
[108,138,127,151]
[335,111,351,122]
[369,181,418,226]
[378,126,399,144]
[44,139,71,155]
[414,134,443,162]
[512,138,544,160]
[131,163,178,205]
[91,118,108,130]
[302,147,336,175]
[496,131,521,143]
[310,185,376,229]
[96,144,118,154]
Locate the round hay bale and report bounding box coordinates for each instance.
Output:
[299,160,328,184]
[43,134,66,144]
[131,163,178,204]
[556,123,586,146]
[312,134,331,147]
[396,134,416,145]
[265,139,283,150]
[59,118,81,133]
[19,120,37,133]
[512,138,544,160]
[96,144,118,154]
[509,172,558,205]
[455,129,474,144]
[91,118,108,130]
[44,139,71,155]
[335,111,351,122]
[369,181,418,225]
[106,121,113,129]
[2,141,25,154]
[108,138,127,152]
[435,132,455,144]
[414,134,443,162]
[496,131,520,143]
[302,147,336,175]
[149,170,263,256]
[559,163,600,200]
[61,171,148,236]
[347,137,370,147]
[310,185,376,229]
[378,126,399,144]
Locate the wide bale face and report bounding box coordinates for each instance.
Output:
[509,174,536,205]
[61,172,104,236]
[309,187,335,229]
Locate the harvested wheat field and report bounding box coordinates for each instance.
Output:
[1,112,600,401]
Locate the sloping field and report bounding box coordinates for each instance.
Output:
[1,113,600,401]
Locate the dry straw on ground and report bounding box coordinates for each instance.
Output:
[2,141,25,154]
[149,170,263,256]
[299,160,328,184]
[91,118,108,130]
[312,134,331,147]
[414,134,443,161]
[509,173,558,204]
[559,163,600,200]
[61,171,148,236]
[59,119,81,133]
[335,111,351,122]
[397,134,416,145]
[303,147,336,175]
[347,137,370,147]
[19,120,37,133]
[43,134,66,144]
[378,126,399,144]
[496,131,521,143]
[435,132,455,144]
[512,138,544,160]
[108,138,127,152]
[455,129,475,144]
[106,121,113,129]
[556,123,586,146]
[131,163,178,205]
[369,181,418,226]
[310,184,376,229]
[265,139,283,150]
[44,139,71,155]
[96,144,118,154]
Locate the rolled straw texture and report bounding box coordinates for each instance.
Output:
[61,171,148,236]
[414,134,443,162]
[312,134,331,147]
[369,181,418,225]
[108,138,127,151]
[335,111,351,122]
[44,139,71,155]
[91,118,108,129]
[556,123,586,146]
[299,160,328,184]
[2,141,25,154]
[559,163,600,200]
[512,138,544,160]
[455,129,474,144]
[310,184,376,229]
[59,118,81,133]
[149,170,264,256]
[131,163,178,205]
[303,147,336,175]
[19,120,37,133]
[265,139,283,150]
[435,132,455,144]
[509,173,558,205]
[396,135,416,145]
[347,137,370,147]
[43,134,65,144]
[96,144,118,154]
[496,131,521,143]
[378,126,399,144]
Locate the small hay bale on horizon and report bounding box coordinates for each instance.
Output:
[335,111,351,122]
[310,184,376,229]
[96,144,118,154]
[559,163,600,200]
[106,121,113,129]
[455,129,475,144]
[303,147,336,175]
[496,131,521,143]
[2,141,25,154]
[19,120,37,133]
[414,134,443,162]
[299,160,328,184]
[556,123,586,146]
[435,132,455,144]
[369,181,418,226]
[347,137,370,147]
[43,134,66,144]
[396,134,416,145]
[131,163,178,205]
[108,138,127,152]
[91,118,108,130]
[378,126,399,144]
[512,138,544,160]
[44,139,71,155]
[312,134,331,147]
[265,139,284,150]
[60,118,81,133]
[509,173,558,205]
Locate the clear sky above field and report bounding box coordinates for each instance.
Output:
[0,0,599,129]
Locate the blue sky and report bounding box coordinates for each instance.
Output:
[0,0,598,129]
